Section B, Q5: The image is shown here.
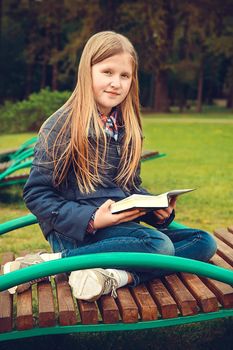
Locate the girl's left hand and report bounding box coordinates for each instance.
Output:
[153,196,177,224]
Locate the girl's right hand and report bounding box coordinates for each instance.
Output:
[93,199,146,230]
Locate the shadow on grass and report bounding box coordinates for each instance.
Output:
[0,318,232,350]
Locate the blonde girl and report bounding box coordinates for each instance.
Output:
[4,31,217,301]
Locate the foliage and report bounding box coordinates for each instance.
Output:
[0,0,233,113]
[0,88,71,133]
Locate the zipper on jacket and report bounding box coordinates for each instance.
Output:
[116,144,121,156]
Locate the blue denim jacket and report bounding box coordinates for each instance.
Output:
[23,111,174,242]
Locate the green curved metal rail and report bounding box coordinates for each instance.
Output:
[10,136,37,160]
[0,213,187,236]
[0,213,37,234]
[1,253,233,293]
[0,137,37,163]
[0,252,232,341]
[0,159,32,181]
[0,310,232,342]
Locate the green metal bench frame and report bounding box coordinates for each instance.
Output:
[0,216,232,342]
[0,137,37,163]
[0,143,166,188]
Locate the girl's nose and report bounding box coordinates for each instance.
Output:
[110,78,121,88]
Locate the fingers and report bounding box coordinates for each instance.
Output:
[153,204,174,222]
[169,196,177,209]
[103,199,115,209]
[118,211,146,224]
[155,208,171,219]
[111,208,140,219]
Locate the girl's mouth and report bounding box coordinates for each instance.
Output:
[105,91,120,96]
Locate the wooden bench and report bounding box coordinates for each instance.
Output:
[0,224,232,342]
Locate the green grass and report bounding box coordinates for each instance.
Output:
[141,117,233,232]
[0,132,36,150]
[0,116,233,250]
[144,104,233,119]
[0,113,233,349]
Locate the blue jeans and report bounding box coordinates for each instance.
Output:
[47,222,217,286]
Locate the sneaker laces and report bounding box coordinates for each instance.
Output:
[17,277,49,294]
[16,252,45,268]
[102,272,118,298]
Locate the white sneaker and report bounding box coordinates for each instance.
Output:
[3,252,48,294]
[69,268,119,302]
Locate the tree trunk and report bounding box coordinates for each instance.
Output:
[52,63,58,91]
[25,63,33,98]
[154,70,170,112]
[196,62,203,113]
[40,62,47,89]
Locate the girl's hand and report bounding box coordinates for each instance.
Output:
[153,196,177,224]
[93,199,146,230]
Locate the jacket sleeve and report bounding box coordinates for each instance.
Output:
[133,161,175,229]
[23,128,97,242]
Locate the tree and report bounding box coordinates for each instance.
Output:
[205,0,233,108]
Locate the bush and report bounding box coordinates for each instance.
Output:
[0,88,71,133]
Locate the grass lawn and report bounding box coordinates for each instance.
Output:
[0,113,232,349]
[141,116,233,232]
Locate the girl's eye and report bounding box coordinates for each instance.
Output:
[104,71,112,75]
[121,74,130,79]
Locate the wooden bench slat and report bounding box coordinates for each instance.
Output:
[116,287,138,323]
[227,226,233,234]
[0,253,14,333]
[179,272,219,313]
[147,278,178,319]
[210,254,233,270]
[97,295,119,324]
[214,228,233,249]
[163,274,199,316]
[214,237,233,266]
[16,288,33,330]
[200,277,233,308]
[141,151,159,160]
[131,284,158,321]
[55,273,77,326]
[37,279,56,327]
[77,300,98,325]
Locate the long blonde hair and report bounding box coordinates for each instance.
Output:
[44,31,142,193]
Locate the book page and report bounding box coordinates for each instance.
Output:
[164,188,196,197]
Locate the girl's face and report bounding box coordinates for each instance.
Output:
[92,53,133,116]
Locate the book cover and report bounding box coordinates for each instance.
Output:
[110,188,195,214]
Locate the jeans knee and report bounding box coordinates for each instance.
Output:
[197,230,217,262]
[144,229,175,256]
[205,231,217,259]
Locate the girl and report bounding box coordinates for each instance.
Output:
[4,31,217,301]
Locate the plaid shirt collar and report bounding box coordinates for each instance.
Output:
[98,108,118,141]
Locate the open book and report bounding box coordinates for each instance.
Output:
[111,188,195,214]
